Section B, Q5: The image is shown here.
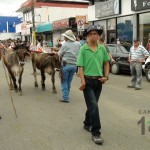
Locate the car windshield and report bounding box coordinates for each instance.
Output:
[117,45,129,54]
[107,45,115,53]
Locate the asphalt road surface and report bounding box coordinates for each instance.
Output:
[0,61,150,150]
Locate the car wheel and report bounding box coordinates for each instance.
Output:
[145,65,150,82]
[111,63,119,74]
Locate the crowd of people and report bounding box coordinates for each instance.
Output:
[1,25,150,145]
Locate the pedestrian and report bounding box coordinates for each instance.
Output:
[99,36,116,63]
[146,38,150,52]
[76,25,110,144]
[48,40,53,47]
[56,38,62,48]
[58,29,80,103]
[37,39,42,47]
[78,35,86,46]
[127,38,149,90]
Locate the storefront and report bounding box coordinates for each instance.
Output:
[21,22,32,42]
[36,23,53,44]
[89,0,150,48]
[52,17,76,46]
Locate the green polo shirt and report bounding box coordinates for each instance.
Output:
[76,43,110,76]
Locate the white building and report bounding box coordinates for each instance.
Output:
[16,0,89,45]
[88,0,150,47]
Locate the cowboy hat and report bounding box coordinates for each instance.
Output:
[84,25,103,36]
[62,30,76,41]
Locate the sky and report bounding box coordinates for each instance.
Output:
[0,0,26,16]
[0,0,89,16]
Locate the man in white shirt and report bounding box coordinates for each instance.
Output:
[127,38,149,90]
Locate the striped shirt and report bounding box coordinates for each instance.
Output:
[129,45,149,61]
[58,40,80,64]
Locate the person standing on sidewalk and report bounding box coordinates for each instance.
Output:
[77,25,110,144]
[146,38,150,52]
[58,30,80,103]
[127,38,149,90]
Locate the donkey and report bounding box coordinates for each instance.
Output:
[31,52,61,93]
[2,43,30,95]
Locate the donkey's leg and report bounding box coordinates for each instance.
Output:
[41,70,46,91]
[8,73,13,90]
[18,68,23,95]
[31,53,38,87]
[51,70,57,94]
[33,68,38,88]
[8,69,18,92]
[32,57,38,88]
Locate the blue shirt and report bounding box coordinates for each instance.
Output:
[58,40,80,64]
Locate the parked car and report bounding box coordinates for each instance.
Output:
[107,44,130,74]
[142,55,150,82]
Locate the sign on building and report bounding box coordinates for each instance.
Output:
[95,0,121,18]
[131,0,150,11]
[76,16,86,31]
[52,19,69,30]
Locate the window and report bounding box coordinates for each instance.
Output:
[117,16,133,45]
[139,13,150,48]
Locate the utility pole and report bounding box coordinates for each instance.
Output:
[32,0,36,46]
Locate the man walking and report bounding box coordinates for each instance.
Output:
[58,30,80,103]
[77,25,110,144]
[127,38,149,90]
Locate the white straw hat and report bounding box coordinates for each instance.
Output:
[62,30,76,41]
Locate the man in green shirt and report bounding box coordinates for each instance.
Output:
[77,25,110,145]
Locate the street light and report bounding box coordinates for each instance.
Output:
[32,0,36,46]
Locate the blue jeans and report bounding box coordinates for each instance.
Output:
[61,64,77,101]
[83,78,102,136]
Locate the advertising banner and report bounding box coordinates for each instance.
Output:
[131,0,150,11]
[95,0,121,18]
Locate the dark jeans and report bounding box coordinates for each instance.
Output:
[83,78,102,136]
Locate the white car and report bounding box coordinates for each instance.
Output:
[143,55,150,82]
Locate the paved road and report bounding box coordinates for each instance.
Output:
[0,61,150,150]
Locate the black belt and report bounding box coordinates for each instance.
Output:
[66,63,76,65]
[84,75,102,79]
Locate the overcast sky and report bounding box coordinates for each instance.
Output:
[0,0,25,16]
[0,0,89,16]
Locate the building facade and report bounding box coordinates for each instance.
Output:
[0,16,22,40]
[88,0,150,48]
[16,0,89,45]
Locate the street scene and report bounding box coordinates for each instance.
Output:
[0,0,150,149]
[0,61,150,150]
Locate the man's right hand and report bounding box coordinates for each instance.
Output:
[79,83,86,91]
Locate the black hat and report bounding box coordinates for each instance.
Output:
[133,37,140,42]
[85,25,103,36]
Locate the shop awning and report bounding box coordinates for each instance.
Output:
[36,23,52,33]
